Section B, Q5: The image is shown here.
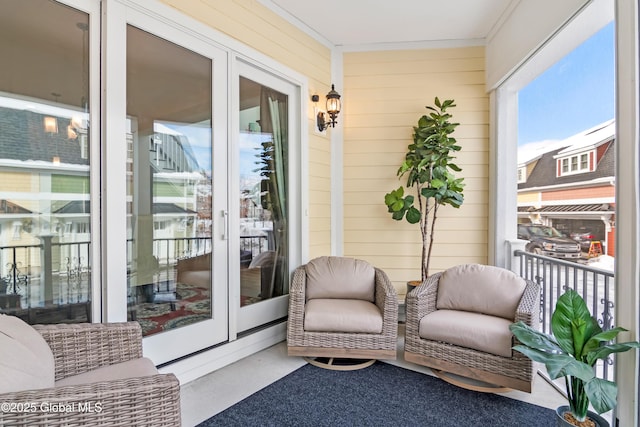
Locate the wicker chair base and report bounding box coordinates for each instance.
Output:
[289,345,396,361]
[404,350,532,392]
[432,369,510,393]
[304,356,376,371]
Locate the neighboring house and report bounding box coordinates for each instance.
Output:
[517,120,615,255]
[0,105,203,278]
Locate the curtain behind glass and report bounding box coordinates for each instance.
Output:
[259,88,288,297]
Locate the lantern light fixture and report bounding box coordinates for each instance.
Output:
[313,84,341,132]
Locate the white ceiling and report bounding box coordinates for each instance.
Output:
[267,0,515,47]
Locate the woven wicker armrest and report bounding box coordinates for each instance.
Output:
[405,272,441,319]
[287,266,307,340]
[374,268,398,332]
[514,279,540,328]
[404,273,441,341]
[0,374,181,427]
[33,322,143,381]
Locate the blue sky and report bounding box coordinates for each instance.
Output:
[518,22,615,146]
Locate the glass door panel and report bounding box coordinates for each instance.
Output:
[0,0,94,324]
[125,25,221,344]
[239,76,289,308]
[236,63,299,332]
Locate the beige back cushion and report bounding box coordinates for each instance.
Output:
[305,256,375,302]
[436,264,526,319]
[0,314,55,393]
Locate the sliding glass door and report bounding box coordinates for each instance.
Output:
[2,0,304,364]
[116,10,229,364]
[235,62,300,332]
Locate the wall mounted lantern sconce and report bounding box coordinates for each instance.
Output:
[312,84,341,131]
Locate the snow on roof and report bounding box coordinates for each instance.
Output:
[517,139,568,166]
[555,119,615,157]
[517,119,615,166]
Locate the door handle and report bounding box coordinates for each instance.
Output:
[222,210,228,240]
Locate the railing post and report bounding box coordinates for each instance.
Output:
[507,239,527,273]
[39,234,54,304]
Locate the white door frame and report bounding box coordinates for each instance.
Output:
[102,0,229,364]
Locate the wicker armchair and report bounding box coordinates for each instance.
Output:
[0,321,181,427]
[287,256,398,366]
[404,264,540,392]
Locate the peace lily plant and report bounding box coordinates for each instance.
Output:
[383,97,464,281]
[510,289,640,426]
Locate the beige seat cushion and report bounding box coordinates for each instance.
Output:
[0,314,55,393]
[419,310,514,357]
[436,264,526,319]
[304,299,383,333]
[305,256,375,302]
[56,357,158,387]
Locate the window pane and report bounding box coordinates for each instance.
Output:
[571,156,578,171]
[126,26,213,336]
[238,77,289,307]
[0,1,91,323]
[580,153,588,169]
[562,158,569,173]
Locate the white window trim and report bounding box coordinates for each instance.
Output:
[491,0,613,268]
[494,1,640,424]
[556,149,594,177]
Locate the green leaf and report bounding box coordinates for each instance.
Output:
[510,322,562,353]
[421,188,438,198]
[547,357,595,383]
[384,187,405,205]
[384,193,397,206]
[391,200,404,211]
[511,346,593,381]
[585,377,618,414]
[587,341,640,366]
[430,178,445,189]
[552,289,599,357]
[391,210,404,221]
[403,195,414,208]
[582,326,627,356]
[441,99,455,109]
[406,206,421,224]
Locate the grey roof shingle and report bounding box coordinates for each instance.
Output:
[0,107,89,165]
[518,139,615,189]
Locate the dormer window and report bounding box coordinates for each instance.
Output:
[558,151,593,177]
[517,166,526,183]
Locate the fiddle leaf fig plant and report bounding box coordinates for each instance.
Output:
[510,289,640,425]
[384,97,465,281]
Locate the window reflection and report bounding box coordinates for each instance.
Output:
[0,0,91,323]
[239,77,289,307]
[126,26,213,336]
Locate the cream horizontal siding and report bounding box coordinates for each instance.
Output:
[518,192,540,203]
[343,46,489,294]
[161,0,334,257]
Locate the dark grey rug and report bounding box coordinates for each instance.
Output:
[197,362,557,426]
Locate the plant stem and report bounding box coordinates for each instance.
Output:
[419,189,427,282]
[425,203,438,279]
[570,376,589,422]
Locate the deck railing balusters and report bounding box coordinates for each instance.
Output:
[514,250,615,381]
